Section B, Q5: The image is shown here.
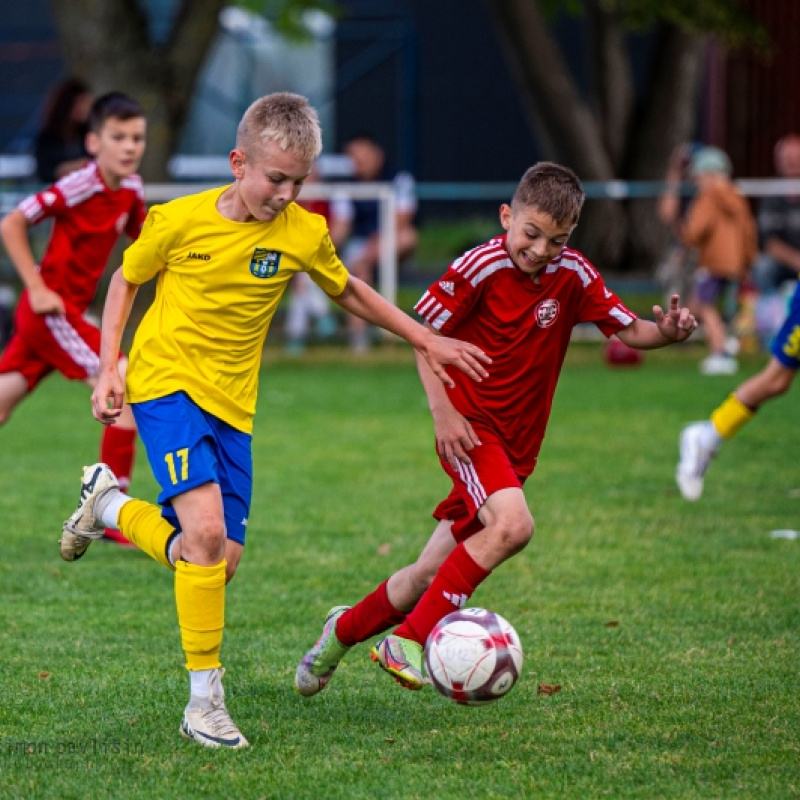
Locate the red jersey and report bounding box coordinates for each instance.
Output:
[414,235,637,476]
[18,161,146,313]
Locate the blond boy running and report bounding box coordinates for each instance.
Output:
[60,93,489,748]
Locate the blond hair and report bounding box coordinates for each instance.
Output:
[237,92,322,162]
[511,162,585,226]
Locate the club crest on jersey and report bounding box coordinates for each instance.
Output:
[250,248,281,279]
[534,299,560,328]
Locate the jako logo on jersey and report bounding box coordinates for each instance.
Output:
[534,298,560,328]
[250,247,281,278]
[439,280,455,296]
[188,251,211,261]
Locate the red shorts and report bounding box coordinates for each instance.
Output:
[0,291,117,390]
[432,428,529,542]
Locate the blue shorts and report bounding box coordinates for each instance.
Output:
[694,268,730,306]
[771,282,800,370]
[131,392,253,545]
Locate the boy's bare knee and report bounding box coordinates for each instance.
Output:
[494,514,534,555]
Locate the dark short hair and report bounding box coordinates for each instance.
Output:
[88,92,145,133]
[511,162,585,226]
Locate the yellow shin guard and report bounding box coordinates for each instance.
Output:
[176,559,226,671]
[711,393,755,439]
[118,499,177,571]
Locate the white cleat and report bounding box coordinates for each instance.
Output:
[676,422,716,501]
[60,463,120,562]
[180,668,249,749]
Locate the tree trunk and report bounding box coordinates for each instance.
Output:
[587,0,634,173]
[48,0,226,181]
[485,0,628,267]
[626,24,706,271]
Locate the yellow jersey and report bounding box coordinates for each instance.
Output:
[122,186,349,433]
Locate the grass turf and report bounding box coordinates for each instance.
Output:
[0,342,798,799]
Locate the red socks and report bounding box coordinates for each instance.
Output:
[101,425,137,490]
[394,543,491,646]
[335,580,406,647]
[100,425,137,545]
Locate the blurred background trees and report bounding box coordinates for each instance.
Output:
[2,0,793,272]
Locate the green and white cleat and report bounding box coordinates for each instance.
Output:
[60,463,119,562]
[180,668,249,749]
[370,634,427,690]
[295,605,351,696]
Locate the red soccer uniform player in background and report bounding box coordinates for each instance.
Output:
[0,91,147,548]
[296,162,699,695]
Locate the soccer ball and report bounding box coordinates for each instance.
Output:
[424,607,523,706]
[604,335,644,366]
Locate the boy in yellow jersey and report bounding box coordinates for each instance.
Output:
[676,277,800,500]
[59,93,490,749]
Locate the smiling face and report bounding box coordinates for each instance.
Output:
[499,203,574,278]
[87,116,146,188]
[227,139,313,223]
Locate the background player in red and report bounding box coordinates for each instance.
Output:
[0,92,146,548]
[296,162,699,695]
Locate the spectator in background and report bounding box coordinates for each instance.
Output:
[665,146,757,376]
[34,77,93,183]
[330,134,418,353]
[752,134,800,345]
[656,142,701,304]
[284,161,337,355]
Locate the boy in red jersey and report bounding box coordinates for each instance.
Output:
[296,162,699,694]
[0,92,146,548]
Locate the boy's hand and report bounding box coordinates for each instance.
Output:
[91,369,126,425]
[432,406,482,469]
[419,334,491,388]
[653,294,697,342]
[28,285,65,316]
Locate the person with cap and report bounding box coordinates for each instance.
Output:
[671,146,757,375]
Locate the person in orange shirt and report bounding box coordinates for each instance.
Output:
[671,147,757,375]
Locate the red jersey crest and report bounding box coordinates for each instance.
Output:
[534,299,560,328]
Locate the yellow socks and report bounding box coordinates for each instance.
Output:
[118,500,226,671]
[711,393,755,439]
[175,559,226,671]
[118,499,177,571]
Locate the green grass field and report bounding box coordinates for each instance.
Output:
[1,343,798,799]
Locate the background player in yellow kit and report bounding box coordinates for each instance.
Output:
[59,92,489,749]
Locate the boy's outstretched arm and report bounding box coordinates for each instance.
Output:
[91,268,140,425]
[0,209,65,315]
[414,345,482,469]
[616,294,698,350]
[330,275,491,387]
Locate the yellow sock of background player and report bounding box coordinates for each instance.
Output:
[710,393,756,439]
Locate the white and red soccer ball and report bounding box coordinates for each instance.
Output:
[424,607,523,705]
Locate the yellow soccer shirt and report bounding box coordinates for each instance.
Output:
[122,186,349,433]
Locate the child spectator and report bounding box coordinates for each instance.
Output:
[675,146,757,375]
